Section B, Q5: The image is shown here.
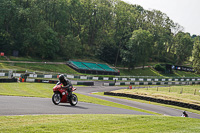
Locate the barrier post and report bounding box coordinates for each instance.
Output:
[129,86,132,89]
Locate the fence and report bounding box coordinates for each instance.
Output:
[135,86,200,96]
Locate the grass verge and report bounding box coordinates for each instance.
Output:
[0,62,79,74]
[119,68,158,76]
[0,115,199,133]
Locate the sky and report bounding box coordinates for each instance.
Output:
[122,0,200,35]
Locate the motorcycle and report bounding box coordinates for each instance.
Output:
[52,83,78,106]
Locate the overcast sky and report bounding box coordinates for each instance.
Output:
[122,0,200,35]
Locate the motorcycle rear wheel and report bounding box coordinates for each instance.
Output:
[52,92,61,105]
[70,94,78,106]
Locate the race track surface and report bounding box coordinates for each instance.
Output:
[0,95,151,116]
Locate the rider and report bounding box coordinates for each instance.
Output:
[182,111,189,117]
[58,74,73,98]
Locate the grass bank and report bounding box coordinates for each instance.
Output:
[0,62,79,74]
[119,68,158,76]
[1,56,200,77]
[1,61,199,77]
[0,115,199,133]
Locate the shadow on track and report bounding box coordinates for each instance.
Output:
[58,104,88,110]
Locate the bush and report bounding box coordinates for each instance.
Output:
[154,64,166,72]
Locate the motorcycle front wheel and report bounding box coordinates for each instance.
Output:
[52,92,61,105]
[70,94,78,106]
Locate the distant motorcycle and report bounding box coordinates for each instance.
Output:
[52,83,78,106]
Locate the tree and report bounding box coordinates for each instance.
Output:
[192,37,200,72]
[34,21,59,59]
[0,0,192,65]
[174,32,193,64]
[59,34,82,60]
[0,0,17,54]
[121,29,153,70]
[143,9,174,62]
[114,1,139,66]
[95,32,117,64]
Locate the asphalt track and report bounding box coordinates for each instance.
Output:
[0,81,200,119]
[0,96,151,116]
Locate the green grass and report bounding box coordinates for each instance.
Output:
[0,115,199,133]
[119,68,159,76]
[15,63,78,74]
[0,62,79,74]
[0,83,156,115]
[0,62,26,71]
[8,56,66,62]
[8,56,43,62]
[155,70,200,78]
[0,56,6,61]
[174,70,200,77]
[0,83,54,98]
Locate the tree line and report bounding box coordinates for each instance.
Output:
[0,0,200,71]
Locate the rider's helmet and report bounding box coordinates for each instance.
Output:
[59,74,65,82]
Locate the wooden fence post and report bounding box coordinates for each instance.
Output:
[194,89,196,95]
[180,88,183,94]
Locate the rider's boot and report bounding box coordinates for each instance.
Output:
[68,91,72,100]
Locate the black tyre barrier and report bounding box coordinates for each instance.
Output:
[35,79,58,84]
[0,78,18,83]
[104,92,200,111]
[77,81,94,86]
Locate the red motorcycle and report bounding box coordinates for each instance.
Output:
[52,83,78,106]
